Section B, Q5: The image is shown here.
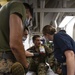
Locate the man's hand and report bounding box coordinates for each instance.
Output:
[25,62,29,68]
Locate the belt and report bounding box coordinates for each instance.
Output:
[0,51,16,62]
[61,62,66,66]
[0,49,11,52]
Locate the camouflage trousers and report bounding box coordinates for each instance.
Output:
[0,59,13,75]
[26,58,48,75]
[38,63,48,75]
[0,59,25,75]
[26,64,58,75]
[0,51,25,75]
[27,63,48,75]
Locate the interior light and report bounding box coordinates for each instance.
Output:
[59,16,74,28]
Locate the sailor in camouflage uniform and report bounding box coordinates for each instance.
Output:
[26,35,52,75]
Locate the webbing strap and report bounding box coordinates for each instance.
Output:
[0,49,11,52]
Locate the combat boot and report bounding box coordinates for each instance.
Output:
[11,62,25,75]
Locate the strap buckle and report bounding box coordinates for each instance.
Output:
[61,62,66,66]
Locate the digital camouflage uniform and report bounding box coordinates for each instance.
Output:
[27,44,51,75]
[45,41,63,75]
[0,1,26,75]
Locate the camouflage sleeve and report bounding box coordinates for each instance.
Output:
[43,45,53,57]
[27,46,35,52]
